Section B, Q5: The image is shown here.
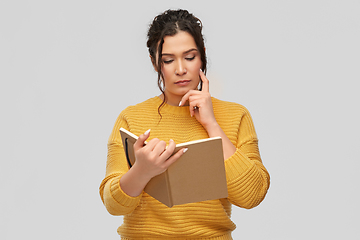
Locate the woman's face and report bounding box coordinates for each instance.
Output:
[157,31,203,106]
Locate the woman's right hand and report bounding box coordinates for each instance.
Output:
[120,129,187,197]
[133,129,186,180]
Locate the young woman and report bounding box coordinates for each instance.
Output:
[99,9,270,240]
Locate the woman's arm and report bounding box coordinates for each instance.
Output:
[180,73,270,209]
[179,70,236,160]
[99,115,141,216]
[225,109,270,209]
[100,111,187,215]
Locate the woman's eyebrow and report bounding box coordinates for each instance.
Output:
[162,48,198,56]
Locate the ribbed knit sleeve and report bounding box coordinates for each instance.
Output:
[99,107,142,216]
[221,105,270,209]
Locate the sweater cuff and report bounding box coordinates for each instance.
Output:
[224,150,254,182]
[109,175,141,208]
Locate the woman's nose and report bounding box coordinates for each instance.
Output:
[175,61,187,75]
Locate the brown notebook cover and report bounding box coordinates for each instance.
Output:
[120,128,228,207]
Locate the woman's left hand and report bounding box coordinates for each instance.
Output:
[179,70,217,130]
[180,70,237,160]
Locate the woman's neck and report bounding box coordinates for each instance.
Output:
[158,94,188,106]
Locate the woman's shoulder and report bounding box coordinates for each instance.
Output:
[120,97,159,114]
[211,97,250,115]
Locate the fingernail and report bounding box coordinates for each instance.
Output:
[144,129,151,135]
[178,101,182,106]
[183,148,188,153]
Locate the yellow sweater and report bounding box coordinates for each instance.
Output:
[99,97,270,240]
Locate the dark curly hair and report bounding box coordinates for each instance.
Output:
[146,9,207,116]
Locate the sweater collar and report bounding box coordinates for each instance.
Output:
[152,96,192,117]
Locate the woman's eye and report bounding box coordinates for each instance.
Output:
[185,56,195,61]
[163,59,173,64]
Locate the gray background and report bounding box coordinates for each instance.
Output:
[1,0,359,239]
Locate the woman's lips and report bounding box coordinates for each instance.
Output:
[175,80,191,86]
